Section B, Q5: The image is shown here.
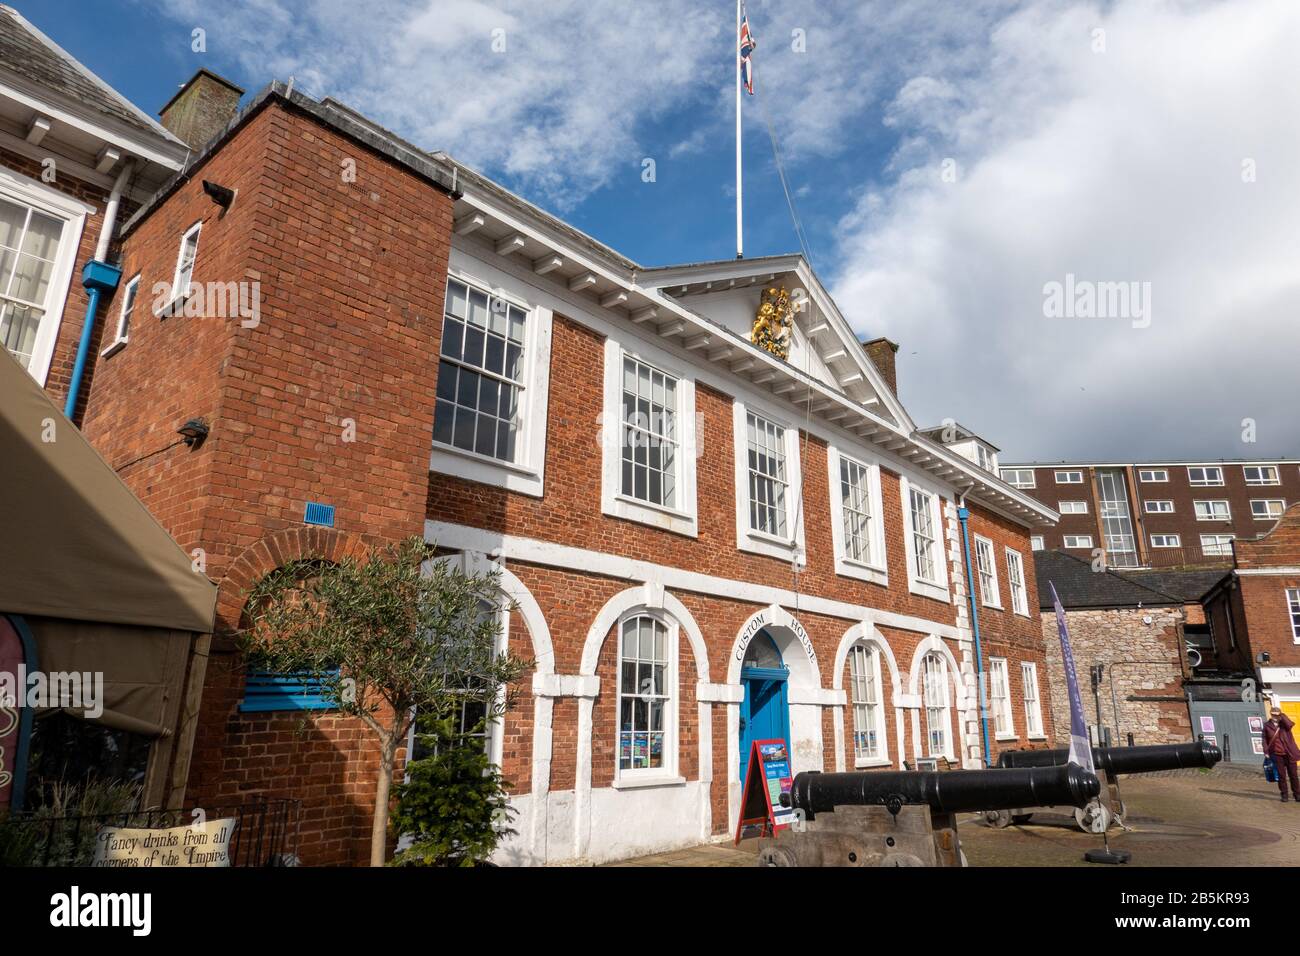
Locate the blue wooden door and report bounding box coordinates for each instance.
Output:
[739,667,790,783]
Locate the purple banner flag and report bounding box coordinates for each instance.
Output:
[1050,581,1095,772]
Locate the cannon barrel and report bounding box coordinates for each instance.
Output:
[786,763,1099,817]
[996,740,1221,774]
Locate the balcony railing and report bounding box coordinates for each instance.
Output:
[1135,547,1233,570]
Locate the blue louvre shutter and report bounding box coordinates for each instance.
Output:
[240,668,339,712]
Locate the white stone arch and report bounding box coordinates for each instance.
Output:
[427,553,554,865]
[725,604,834,834]
[425,553,554,673]
[907,634,968,763]
[830,622,906,771]
[573,583,712,862]
[725,603,820,689]
[832,622,902,695]
[578,582,709,682]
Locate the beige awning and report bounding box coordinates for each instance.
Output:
[0,347,216,633]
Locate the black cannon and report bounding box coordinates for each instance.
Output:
[757,764,1100,867]
[986,740,1221,832]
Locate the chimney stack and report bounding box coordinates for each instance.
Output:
[861,336,899,394]
[159,69,244,151]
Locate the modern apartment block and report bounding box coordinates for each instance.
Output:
[998,460,1300,569]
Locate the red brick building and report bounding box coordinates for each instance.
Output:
[998,460,1300,569]
[5,16,1063,864]
[1203,504,1300,730]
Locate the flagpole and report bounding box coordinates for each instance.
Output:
[735,0,743,259]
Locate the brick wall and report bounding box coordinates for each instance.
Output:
[1040,607,1193,746]
[80,98,454,865]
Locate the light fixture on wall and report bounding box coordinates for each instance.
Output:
[177,419,209,448]
[202,179,235,211]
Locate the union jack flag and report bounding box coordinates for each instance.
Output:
[739,7,756,95]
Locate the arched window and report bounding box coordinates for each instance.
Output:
[849,644,885,763]
[618,614,674,776]
[922,651,951,758]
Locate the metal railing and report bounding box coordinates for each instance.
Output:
[1137,547,1234,570]
[0,799,301,867]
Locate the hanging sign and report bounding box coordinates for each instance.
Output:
[734,738,795,843]
[92,818,237,868]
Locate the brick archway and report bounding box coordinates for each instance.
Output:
[215,527,380,634]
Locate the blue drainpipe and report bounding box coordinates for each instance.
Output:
[62,258,122,419]
[958,504,992,768]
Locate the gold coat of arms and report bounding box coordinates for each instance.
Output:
[752,286,793,360]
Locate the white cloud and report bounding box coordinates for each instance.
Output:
[148,0,1299,459]
[828,0,1300,459]
[150,0,723,210]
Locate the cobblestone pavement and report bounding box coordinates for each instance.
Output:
[606,768,1300,867]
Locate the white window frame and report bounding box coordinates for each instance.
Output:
[1030,535,1044,551]
[1200,534,1235,556]
[1250,499,1285,521]
[613,612,680,786]
[827,444,887,586]
[0,166,89,386]
[1194,499,1231,521]
[601,337,698,536]
[429,255,553,497]
[101,273,139,357]
[1055,470,1084,484]
[848,643,889,767]
[1005,547,1029,616]
[732,398,806,562]
[1058,500,1089,514]
[1021,661,1045,739]
[1188,466,1224,486]
[1144,499,1175,513]
[989,657,1017,741]
[1244,465,1280,486]
[900,476,949,602]
[158,220,201,315]
[1287,588,1300,644]
[922,651,954,760]
[974,534,1002,608]
[1063,534,1093,548]
[1001,468,1035,488]
[1150,534,1181,548]
[1138,468,1168,482]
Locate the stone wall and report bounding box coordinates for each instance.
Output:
[1041,606,1193,746]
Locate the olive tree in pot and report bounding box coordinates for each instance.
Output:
[239,536,528,866]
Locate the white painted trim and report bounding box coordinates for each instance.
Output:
[429,251,554,496]
[908,635,966,762]
[899,475,950,603]
[100,272,139,357]
[832,623,900,770]
[573,584,712,858]
[1237,568,1300,576]
[599,336,699,536]
[425,519,962,640]
[973,534,1003,609]
[1005,547,1030,617]
[732,399,807,563]
[0,166,89,386]
[826,444,888,586]
[426,553,555,859]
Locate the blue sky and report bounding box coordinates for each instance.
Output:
[24,0,1300,461]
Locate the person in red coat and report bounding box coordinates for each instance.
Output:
[1264,705,1300,802]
